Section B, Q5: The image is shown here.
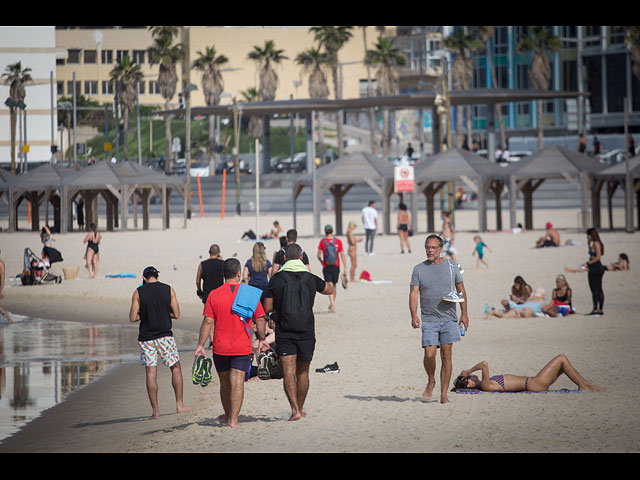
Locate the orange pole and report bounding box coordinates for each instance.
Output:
[28,201,31,223]
[197,174,203,217]
[221,169,226,219]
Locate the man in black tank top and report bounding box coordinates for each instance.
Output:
[129,266,188,419]
[196,244,224,304]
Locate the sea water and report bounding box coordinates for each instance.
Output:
[0,314,195,443]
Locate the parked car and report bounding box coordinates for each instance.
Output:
[274,153,307,173]
[598,149,624,165]
[215,159,253,175]
[190,160,210,177]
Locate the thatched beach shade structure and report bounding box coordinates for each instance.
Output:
[61,161,187,233]
[5,164,77,233]
[414,147,510,233]
[293,152,395,236]
[593,157,640,232]
[508,145,606,231]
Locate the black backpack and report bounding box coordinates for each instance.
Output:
[278,272,313,332]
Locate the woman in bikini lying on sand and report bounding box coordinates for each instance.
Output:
[452,355,606,393]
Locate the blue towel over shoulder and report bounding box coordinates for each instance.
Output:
[231,284,263,319]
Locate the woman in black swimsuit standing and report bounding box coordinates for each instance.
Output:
[83,222,101,278]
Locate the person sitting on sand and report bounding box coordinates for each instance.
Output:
[499,276,532,311]
[488,287,549,319]
[452,355,606,393]
[607,253,629,271]
[544,274,573,315]
[535,222,560,248]
[261,221,282,239]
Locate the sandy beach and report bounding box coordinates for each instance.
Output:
[1,206,639,453]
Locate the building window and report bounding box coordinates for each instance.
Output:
[133,50,145,64]
[149,81,159,95]
[116,50,129,63]
[102,50,113,64]
[67,80,81,96]
[57,81,64,96]
[68,49,81,64]
[84,81,98,96]
[84,50,97,64]
[102,80,114,95]
[606,53,626,113]
[137,80,145,94]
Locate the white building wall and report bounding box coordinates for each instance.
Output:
[0,26,58,167]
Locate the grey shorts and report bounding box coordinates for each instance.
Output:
[421,321,460,347]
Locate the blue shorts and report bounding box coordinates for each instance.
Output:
[212,353,253,373]
[421,321,460,347]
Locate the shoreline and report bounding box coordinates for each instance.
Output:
[1,210,639,452]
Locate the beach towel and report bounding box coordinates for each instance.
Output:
[106,273,136,278]
[455,388,582,395]
[231,284,263,336]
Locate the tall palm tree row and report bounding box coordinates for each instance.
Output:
[109,55,143,162]
[2,61,32,174]
[516,26,562,149]
[365,36,406,156]
[148,26,184,173]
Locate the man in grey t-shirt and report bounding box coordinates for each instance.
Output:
[410,234,468,404]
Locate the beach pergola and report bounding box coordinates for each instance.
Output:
[508,145,606,231]
[60,161,187,233]
[157,88,583,236]
[414,147,510,233]
[593,157,640,231]
[5,164,77,233]
[293,152,395,236]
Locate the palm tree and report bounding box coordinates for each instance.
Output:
[240,87,263,139]
[365,36,406,156]
[516,26,562,149]
[309,26,354,158]
[360,26,379,154]
[2,61,32,173]
[192,45,229,174]
[148,26,184,173]
[623,26,640,82]
[247,40,288,172]
[443,28,482,149]
[110,55,143,162]
[475,26,507,149]
[296,46,330,162]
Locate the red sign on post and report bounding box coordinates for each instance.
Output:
[394,165,415,193]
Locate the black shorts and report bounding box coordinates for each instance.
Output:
[322,266,340,284]
[275,336,316,363]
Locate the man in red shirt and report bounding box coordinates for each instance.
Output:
[195,258,268,428]
[317,224,347,313]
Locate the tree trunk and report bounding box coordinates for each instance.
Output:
[537,99,544,150]
[10,109,16,174]
[164,99,172,173]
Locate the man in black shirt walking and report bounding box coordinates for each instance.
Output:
[129,266,188,419]
[196,244,225,304]
[263,244,333,421]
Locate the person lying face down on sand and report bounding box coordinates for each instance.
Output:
[452,355,606,393]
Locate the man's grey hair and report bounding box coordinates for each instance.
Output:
[425,234,444,248]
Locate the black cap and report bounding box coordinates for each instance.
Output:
[143,266,160,278]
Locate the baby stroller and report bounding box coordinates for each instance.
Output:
[21,247,62,285]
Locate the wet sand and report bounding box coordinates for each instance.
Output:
[1,208,639,452]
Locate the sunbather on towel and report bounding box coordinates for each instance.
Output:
[452,355,606,393]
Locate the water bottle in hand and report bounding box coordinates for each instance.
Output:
[460,324,466,336]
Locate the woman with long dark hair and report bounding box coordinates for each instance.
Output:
[584,228,605,315]
[83,223,101,279]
